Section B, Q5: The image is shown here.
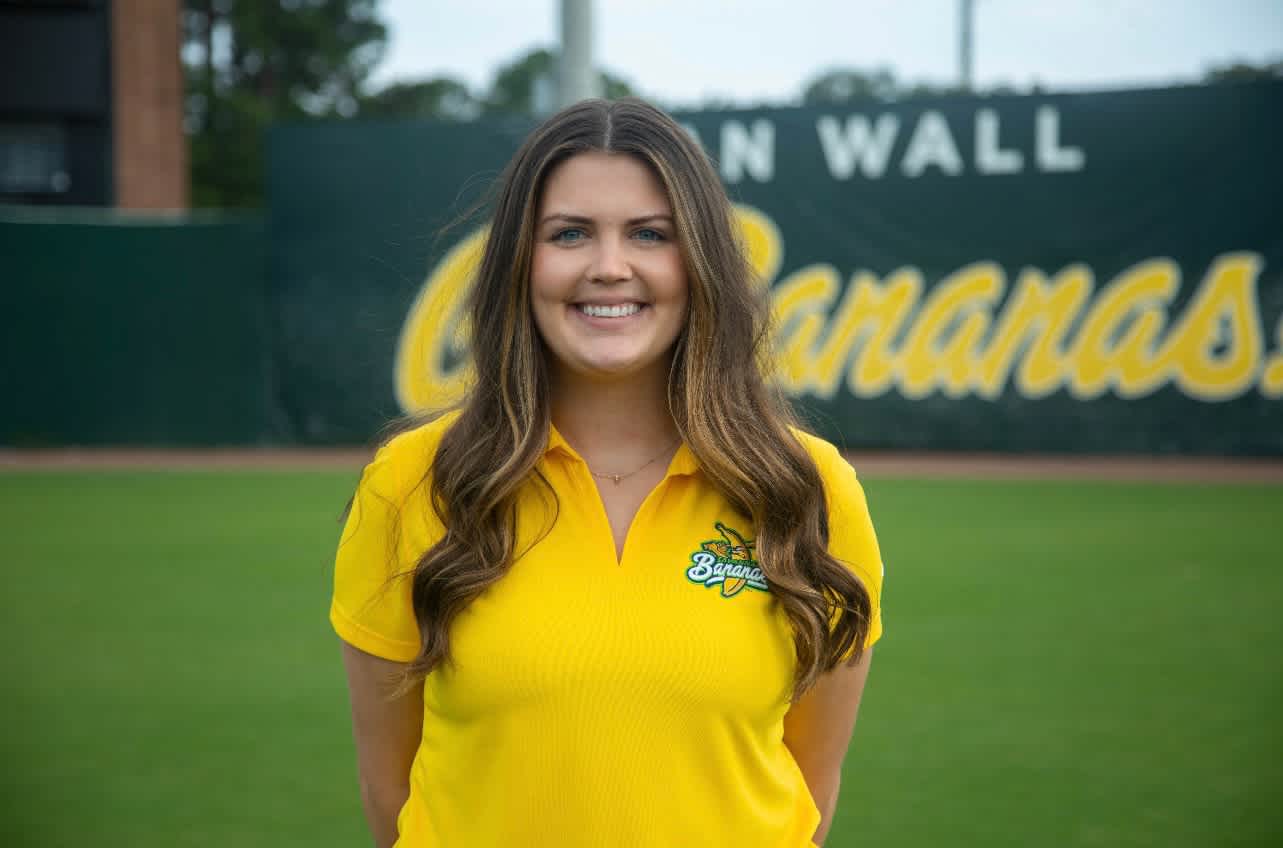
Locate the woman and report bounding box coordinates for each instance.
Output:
[332,97,885,848]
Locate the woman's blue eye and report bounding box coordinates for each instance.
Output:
[553,228,586,243]
[634,228,665,242]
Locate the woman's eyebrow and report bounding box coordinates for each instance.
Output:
[538,213,673,226]
[539,213,591,226]
[627,214,674,225]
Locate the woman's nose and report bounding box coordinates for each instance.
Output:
[588,235,632,283]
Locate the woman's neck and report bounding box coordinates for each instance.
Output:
[548,366,680,465]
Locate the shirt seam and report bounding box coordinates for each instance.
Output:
[330,598,421,662]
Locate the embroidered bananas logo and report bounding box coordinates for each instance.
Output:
[686,522,768,598]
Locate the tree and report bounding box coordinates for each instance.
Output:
[801,67,962,106]
[1203,59,1283,84]
[181,0,389,207]
[801,67,900,105]
[483,48,558,116]
[359,77,480,121]
[482,48,635,117]
[601,72,634,103]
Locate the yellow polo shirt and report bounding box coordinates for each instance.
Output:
[331,415,884,848]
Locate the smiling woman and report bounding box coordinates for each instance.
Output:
[531,152,689,383]
[331,98,885,848]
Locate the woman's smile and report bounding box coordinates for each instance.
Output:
[575,301,645,319]
[572,301,650,326]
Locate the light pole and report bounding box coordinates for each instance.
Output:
[559,0,601,109]
[959,0,974,92]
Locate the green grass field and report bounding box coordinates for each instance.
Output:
[2,470,1281,847]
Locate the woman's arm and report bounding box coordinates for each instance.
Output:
[340,640,424,848]
[782,647,874,847]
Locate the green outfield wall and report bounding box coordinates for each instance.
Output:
[268,82,1283,454]
[3,82,1281,452]
[0,210,275,446]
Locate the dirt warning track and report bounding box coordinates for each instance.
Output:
[2,448,1281,483]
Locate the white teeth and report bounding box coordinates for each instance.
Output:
[579,303,642,318]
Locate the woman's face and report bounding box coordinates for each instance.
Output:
[530,151,689,385]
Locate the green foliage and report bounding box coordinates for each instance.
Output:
[359,77,479,121]
[182,0,389,207]
[801,59,1283,110]
[354,49,635,123]
[484,47,559,116]
[1203,59,1283,83]
[803,67,901,104]
[181,4,638,206]
[801,66,960,105]
[481,47,635,117]
[184,88,272,208]
[601,71,635,102]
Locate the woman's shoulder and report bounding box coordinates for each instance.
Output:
[789,427,883,602]
[359,411,461,498]
[787,426,855,481]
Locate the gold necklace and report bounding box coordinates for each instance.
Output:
[587,439,681,485]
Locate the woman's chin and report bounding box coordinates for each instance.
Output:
[562,353,658,382]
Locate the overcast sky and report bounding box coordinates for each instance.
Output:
[370,0,1283,105]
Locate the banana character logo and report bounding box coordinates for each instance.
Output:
[685,522,768,598]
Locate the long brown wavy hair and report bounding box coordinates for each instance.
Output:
[401,97,871,698]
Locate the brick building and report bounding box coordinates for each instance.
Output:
[0,0,187,210]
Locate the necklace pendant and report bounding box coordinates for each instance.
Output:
[611,474,622,485]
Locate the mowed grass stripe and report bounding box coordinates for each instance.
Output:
[1,472,1280,847]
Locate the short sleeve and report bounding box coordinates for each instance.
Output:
[330,431,439,662]
[812,439,885,650]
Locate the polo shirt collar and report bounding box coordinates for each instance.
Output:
[546,423,700,478]
[545,423,577,459]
